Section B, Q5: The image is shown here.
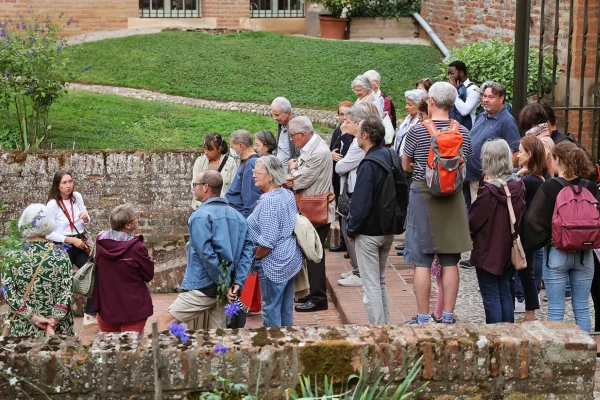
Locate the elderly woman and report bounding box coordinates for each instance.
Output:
[395,89,428,156]
[1,204,74,337]
[469,139,525,324]
[46,170,96,326]
[352,74,384,118]
[191,133,238,209]
[94,203,154,335]
[254,130,277,156]
[248,155,303,327]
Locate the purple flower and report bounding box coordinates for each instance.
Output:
[23,242,31,252]
[0,285,7,296]
[31,213,44,227]
[66,18,74,27]
[168,321,189,342]
[26,86,34,94]
[82,65,93,73]
[224,302,240,319]
[0,29,6,38]
[16,23,24,30]
[60,243,72,252]
[213,343,228,355]
[3,71,9,76]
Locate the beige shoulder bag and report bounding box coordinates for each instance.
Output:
[496,179,527,271]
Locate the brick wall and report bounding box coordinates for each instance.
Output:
[0,150,201,259]
[0,322,594,398]
[202,0,250,29]
[0,0,137,36]
[420,0,600,156]
[349,17,419,39]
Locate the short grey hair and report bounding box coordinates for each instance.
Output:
[230,129,253,147]
[109,203,137,231]
[428,82,457,111]
[480,81,507,100]
[256,155,287,186]
[363,70,381,83]
[289,116,314,136]
[271,97,292,113]
[405,88,428,104]
[481,138,513,179]
[351,74,374,92]
[18,204,56,239]
[345,104,371,123]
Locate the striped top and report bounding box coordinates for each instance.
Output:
[402,120,474,181]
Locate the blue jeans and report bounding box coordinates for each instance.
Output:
[544,248,594,332]
[257,266,295,327]
[476,266,515,323]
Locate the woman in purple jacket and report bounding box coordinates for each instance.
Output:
[93,203,154,334]
[469,139,526,324]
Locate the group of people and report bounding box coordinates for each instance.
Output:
[3,63,600,342]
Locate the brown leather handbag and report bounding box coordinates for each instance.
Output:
[294,192,335,227]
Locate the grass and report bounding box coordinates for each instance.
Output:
[0,91,329,150]
[71,31,442,109]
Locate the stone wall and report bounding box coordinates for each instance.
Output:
[0,322,595,399]
[349,17,419,39]
[0,150,200,260]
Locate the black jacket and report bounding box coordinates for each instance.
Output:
[346,145,399,237]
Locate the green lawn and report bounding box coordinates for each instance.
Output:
[71,31,442,109]
[1,91,325,150]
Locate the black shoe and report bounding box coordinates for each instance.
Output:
[458,260,475,269]
[329,244,346,252]
[343,252,350,259]
[295,301,328,312]
[395,245,405,251]
[295,295,311,304]
[397,250,404,256]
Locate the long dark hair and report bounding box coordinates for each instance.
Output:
[520,136,548,177]
[48,170,76,203]
[204,133,229,155]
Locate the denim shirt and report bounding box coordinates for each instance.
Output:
[225,155,262,218]
[181,197,254,291]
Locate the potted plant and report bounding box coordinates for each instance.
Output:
[318,0,352,40]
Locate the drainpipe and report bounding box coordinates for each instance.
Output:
[413,13,451,61]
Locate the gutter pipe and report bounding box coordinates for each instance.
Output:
[413,12,451,61]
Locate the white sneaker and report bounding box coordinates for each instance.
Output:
[338,274,362,287]
[340,271,353,279]
[83,313,98,327]
[514,299,526,313]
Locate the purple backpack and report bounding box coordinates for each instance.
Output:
[551,177,600,252]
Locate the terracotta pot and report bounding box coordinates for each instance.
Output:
[319,15,348,40]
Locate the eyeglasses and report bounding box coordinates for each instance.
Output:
[128,212,140,224]
[290,131,304,138]
[252,169,268,175]
[192,182,208,188]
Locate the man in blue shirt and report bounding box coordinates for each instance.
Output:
[225,130,262,218]
[157,170,254,330]
[460,81,520,269]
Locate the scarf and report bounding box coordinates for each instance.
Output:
[97,229,135,242]
[525,123,550,138]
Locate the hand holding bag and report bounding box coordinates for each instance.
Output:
[294,192,335,227]
[73,241,96,297]
[497,179,527,271]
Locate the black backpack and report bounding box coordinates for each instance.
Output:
[360,148,409,235]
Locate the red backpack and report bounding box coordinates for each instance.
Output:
[551,177,600,252]
[422,119,466,196]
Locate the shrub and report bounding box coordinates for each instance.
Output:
[0,12,81,150]
[438,39,555,104]
[352,0,422,19]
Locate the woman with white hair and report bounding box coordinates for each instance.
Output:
[1,204,74,337]
[469,139,525,323]
[248,155,302,327]
[395,89,428,156]
[352,74,384,118]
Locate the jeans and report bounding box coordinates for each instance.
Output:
[341,215,359,276]
[67,245,96,316]
[476,266,515,323]
[515,248,545,299]
[544,248,594,332]
[257,266,295,327]
[355,234,394,325]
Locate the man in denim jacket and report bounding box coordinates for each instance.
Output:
[157,170,254,330]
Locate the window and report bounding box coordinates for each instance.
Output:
[139,0,201,18]
[250,0,305,18]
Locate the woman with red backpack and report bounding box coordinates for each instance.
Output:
[525,141,600,331]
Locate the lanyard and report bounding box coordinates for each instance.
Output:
[61,199,75,231]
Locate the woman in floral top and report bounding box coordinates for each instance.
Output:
[1,204,74,337]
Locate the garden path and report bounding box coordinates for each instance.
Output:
[69,83,340,128]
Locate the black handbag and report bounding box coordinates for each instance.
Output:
[337,174,352,217]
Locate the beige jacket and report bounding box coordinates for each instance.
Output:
[191,154,238,209]
[291,134,336,224]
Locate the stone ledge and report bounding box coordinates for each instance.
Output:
[0,322,594,399]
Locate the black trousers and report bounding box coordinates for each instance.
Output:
[591,251,600,331]
[67,245,96,316]
[307,223,330,305]
[516,250,540,310]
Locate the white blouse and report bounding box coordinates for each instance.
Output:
[46,192,90,243]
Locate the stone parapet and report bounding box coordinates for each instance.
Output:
[0,322,594,399]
